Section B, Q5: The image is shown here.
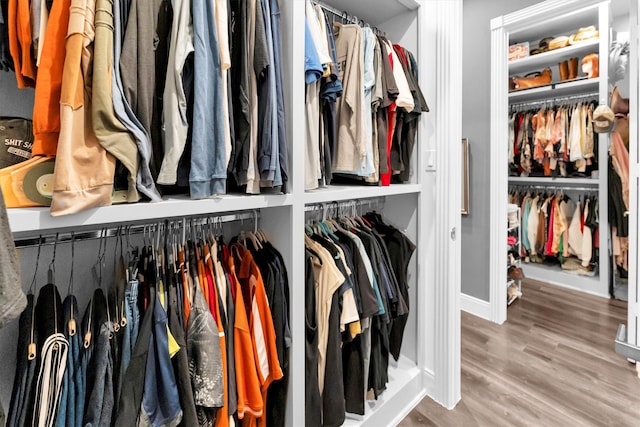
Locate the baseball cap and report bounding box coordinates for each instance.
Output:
[0,117,33,169]
[592,105,614,133]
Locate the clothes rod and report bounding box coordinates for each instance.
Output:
[313,0,382,33]
[509,184,599,192]
[314,1,348,22]
[14,211,259,248]
[510,92,599,109]
[304,197,385,212]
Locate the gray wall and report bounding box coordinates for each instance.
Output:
[461,0,630,301]
[461,0,542,301]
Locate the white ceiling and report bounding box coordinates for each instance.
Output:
[611,0,631,19]
[319,0,418,27]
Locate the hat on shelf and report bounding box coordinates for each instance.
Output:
[569,26,599,45]
[548,36,570,50]
[530,37,553,55]
[0,117,33,169]
[592,105,615,133]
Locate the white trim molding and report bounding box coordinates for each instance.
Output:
[628,0,639,350]
[489,0,611,327]
[426,0,463,410]
[489,21,509,326]
[460,293,491,321]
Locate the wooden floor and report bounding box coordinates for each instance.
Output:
[399,279,640,427]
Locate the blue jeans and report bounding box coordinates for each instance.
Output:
[190,0,227,197]
[124,279,140,363]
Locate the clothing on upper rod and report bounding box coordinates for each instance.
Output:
[313,1,384,35]
[6,219,291,427]
[1,0,289,215]
[509,97,599,179]
[304,0,428,190]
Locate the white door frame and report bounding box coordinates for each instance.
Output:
[489,0,610,325]
[627,0,639,372]
[423,0,463,408]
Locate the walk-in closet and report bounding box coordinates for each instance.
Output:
[0,0,464,426]
[488,0,640,370]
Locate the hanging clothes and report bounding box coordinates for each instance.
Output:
[51,0,117,216]
[92,0,140,203]
[55,295,81,427]
[304,4,426,189]
[0,188,26,325]
[4,0,290,213]
[510,187,598,276]
[8,220,291,426]
[509,100,599,178]
[6,294,38,427]
[304,210,414,424]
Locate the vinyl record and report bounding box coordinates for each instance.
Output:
[22,158,55,206]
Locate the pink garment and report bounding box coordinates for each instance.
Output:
[544,198,556,255]
[532,110,545,161]
[611,131,630,209]
[550,109,564,149]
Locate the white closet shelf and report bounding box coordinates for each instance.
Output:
[304,183,422,204]
[509,77,600,102]
[522,263,606,298]
[318,0,419,26]
[508,3,599,43]
[508,176,599,186]
[8,193,294,236]
[342,355,426,427]
[509,39,599,74]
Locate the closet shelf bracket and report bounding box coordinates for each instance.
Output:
[615,324,640,363]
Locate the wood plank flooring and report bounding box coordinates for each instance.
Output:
[399,279,640,426]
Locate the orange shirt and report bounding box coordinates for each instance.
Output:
[31,0,72,156]
[7,0,36,88]
[178,247,191,326]
[213,263,229,427]
[234,245,283,427]
[228,255,263,420]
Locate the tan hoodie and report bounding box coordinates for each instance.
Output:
[51,0,116,216]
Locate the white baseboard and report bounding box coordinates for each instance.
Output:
[343,356,426,427]
[460,293,491,321]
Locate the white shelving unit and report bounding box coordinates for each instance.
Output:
[508,78,600,102]
[489,0,611,325]
[507,204,523,305]
[303,183,422,204]
[7,194,294,237]
[0,0,465,424]
[509,39,599,74]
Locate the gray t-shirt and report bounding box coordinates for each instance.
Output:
[0,189,26,327]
